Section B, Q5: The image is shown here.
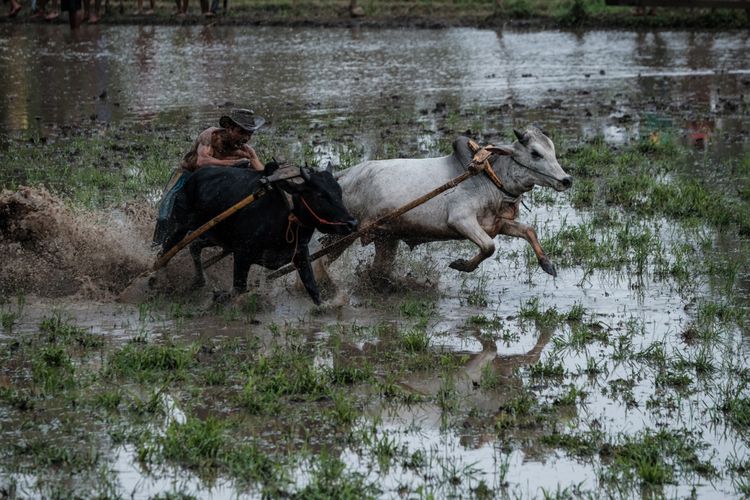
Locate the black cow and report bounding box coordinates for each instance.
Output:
[160,165,358,305]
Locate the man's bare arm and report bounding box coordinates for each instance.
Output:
[195,143,247,168]
[236,145,264,171]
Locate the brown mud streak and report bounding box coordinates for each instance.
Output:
[0,186,153,299]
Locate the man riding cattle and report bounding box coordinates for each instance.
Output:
[181,108,265,172]
[153,108,266,247]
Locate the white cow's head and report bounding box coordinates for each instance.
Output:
[508,126,572,192]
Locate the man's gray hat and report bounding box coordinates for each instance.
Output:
[219,108,265,133]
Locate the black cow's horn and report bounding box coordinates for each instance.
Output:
[326,162,334,174]
[300,166,311,182]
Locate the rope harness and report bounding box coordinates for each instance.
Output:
[299,196,351,228]
[285,213,302,264]
[285,194,352,268]
[466,139,522,202]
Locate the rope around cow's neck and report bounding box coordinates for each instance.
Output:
[298,195,351,228]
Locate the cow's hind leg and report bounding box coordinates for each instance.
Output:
[372,238,398,277]
[446,216,496,273]
[310,233,356,288]
[497,220,556,277]
[365,238,400,290]
[188,237,214,289]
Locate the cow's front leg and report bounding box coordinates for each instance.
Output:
[447,216,496,273]
[293,247,322,305]
[497,220,556,277]
[232,250,253,295]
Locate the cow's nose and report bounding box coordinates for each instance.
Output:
[347,218,359,232]
[561,176,573,189]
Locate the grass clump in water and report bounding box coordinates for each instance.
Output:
[239,347,330,415]
[32,345,76,394]
[158,416,227,469]
[106,342,197,382]
[602,429,716,488]
[39,314,103,348]
[297,453,379,499]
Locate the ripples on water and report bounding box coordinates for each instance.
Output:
[1,25,748,141]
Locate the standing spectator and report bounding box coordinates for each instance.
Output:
[43,0,60,19]
[349,0,363,17]
[61,0,82,28]
[175,0,212,18]
[7,0,22,17]
[200,0,212,16]
[83,0,100,22]
[29,0,40,17]
[135,0,153,15]
[209,0,225,16]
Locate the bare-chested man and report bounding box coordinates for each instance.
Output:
[181,108,265,172]
[153,108,266,247]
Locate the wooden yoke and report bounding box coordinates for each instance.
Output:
[467,139,513,191]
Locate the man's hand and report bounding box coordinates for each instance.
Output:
[232,159,251,168]
[240,144,259,161]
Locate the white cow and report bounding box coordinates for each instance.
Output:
[326,126,572,280]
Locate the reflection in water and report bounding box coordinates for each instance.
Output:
[1,25,749,143]
[340,326,559,454]
[399,327,552,403]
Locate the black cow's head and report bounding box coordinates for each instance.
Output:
[282,168,358,235]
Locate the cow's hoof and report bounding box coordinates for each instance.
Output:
[449,259,473,272]
[190,277,206,290]
[366,273,400,293]
[539,258,557,277]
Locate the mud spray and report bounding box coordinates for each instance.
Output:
[0,186,307,306]
[0,186,185,300]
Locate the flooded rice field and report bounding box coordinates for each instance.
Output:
[1,23,750,498]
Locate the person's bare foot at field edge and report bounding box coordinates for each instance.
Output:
[8,0,22,17]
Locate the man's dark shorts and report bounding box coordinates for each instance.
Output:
[152,168,191,248]
[61,0,82,11]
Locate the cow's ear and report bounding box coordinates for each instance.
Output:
[488,145,514,156]
[264,158,280,176]
[300,167,311,183]
[326,162,335,174]
[513,128,528,145]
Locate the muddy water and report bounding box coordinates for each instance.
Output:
[1,25,749,147]
[3,203,747,497]
[1,24,750,498]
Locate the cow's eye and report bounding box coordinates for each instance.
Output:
[531,151,542,159]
